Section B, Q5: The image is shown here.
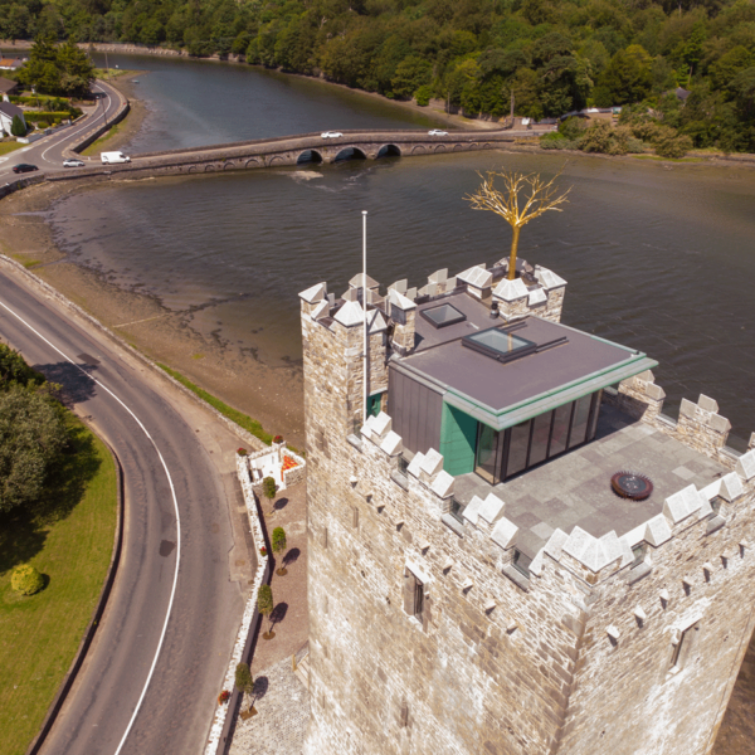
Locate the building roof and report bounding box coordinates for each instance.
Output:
[0,76,17,93]
[0,101,23,119]
[393,291,656,431]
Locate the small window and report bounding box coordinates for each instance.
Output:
[352,506,359,529]
[413,574,424,620]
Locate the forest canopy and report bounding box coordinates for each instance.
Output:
[1,0,753,151]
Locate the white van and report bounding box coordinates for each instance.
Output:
[100,151,131,164]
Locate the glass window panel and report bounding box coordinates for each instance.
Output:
[420,304,466,328]
[464,328,534,357]
[505,420,531,477]
[588,392,601,441]
[568,394,592,449]
[475,423,500,484]
[549,402,573,457]
[528,411,552,467]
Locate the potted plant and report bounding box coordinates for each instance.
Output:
[218,690,230,705]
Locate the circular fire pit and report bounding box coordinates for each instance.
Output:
[611,471,653,501]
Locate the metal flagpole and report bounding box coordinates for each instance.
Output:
[362,210,368,425]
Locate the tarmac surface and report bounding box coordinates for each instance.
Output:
[0,261,252,755]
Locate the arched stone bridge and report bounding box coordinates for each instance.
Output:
[49,127,551,182]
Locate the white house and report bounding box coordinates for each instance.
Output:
[0,101,26,135]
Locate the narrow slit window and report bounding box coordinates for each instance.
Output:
[413,575,424,621]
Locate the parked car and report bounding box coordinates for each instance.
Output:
[320,131,343,138]
[12,163,38,174]
[63,158,85,168]
[427,129,449,136]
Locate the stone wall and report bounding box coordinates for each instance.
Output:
[299,267,755,755]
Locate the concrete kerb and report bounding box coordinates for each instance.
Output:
[203,455,271,755]
[69,84,130,157]
[24,441,125,755]
[0,255,268,454]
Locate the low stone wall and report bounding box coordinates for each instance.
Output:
[203,455,270,755]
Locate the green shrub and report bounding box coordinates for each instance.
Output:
[11,564,45,595]
[272,527,287,555]
[235,662,254,695]
[558,116,587,141]
[414,85,433,107]
[10,114,26,137]
[540,132,580,150]
[655,133,693,159]
[262,476,276,501]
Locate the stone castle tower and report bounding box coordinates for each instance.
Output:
[298,258,755,755]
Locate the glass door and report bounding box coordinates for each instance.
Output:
[475,423,502,484]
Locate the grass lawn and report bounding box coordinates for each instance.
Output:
[80,119,125,156]
[157,362,274,446]
[0,416,117,755]
[0,142,24,157]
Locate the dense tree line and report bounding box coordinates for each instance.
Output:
[1,0,753,151]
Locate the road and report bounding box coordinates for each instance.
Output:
[0,77,123,181]
[0,265,246,755]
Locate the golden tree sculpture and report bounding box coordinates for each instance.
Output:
[465,169,571,280]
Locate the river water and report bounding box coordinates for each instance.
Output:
[46,54,755,442]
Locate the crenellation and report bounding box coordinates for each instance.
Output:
[299,261,755,755]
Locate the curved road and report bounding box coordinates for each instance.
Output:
[0,265,245,754]
[0,78,123,181]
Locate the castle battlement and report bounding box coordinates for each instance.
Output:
[300,259,755,755]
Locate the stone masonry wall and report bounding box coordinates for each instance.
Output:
[557,475,755,755]
[300,270,755,755]
[302,422,583,755]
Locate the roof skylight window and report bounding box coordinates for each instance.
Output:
[420,303,467,329]
[462,326,537,362]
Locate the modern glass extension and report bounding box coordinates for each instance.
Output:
[474,392,601,484]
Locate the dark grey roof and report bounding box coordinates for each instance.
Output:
[394,292,656,430]
[0,101,23,118]
[0,77,17,93]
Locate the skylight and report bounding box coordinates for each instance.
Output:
[462,326,537,362]
[420,303,467,329]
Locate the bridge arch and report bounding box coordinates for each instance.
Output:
[433,144,446,153]
[411,145,426,155]
[297,149,323,165]
[334,146,367,162]
[376,144,401,158]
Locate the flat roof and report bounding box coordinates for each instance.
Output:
[394,292,656,430]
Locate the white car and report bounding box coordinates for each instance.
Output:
[428,129,449,136]
[320,131,343,138]
[63,158,85,168]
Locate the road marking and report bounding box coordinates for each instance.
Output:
[0,295,181,755]
[40,84,113,163]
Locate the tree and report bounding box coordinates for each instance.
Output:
[465,169,571,280]
[262,475,276,516]
[257,584,275,639]
[272,527,287,575]
[0,384,68,513]
[235,662,254,695]
[0,344,42,387]
[10,115,26,137]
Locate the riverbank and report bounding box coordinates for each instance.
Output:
[2,39,504,134]
[82,73,148,155]
[0,179,306,448]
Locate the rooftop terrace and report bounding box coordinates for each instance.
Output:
[454,403,727,558]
